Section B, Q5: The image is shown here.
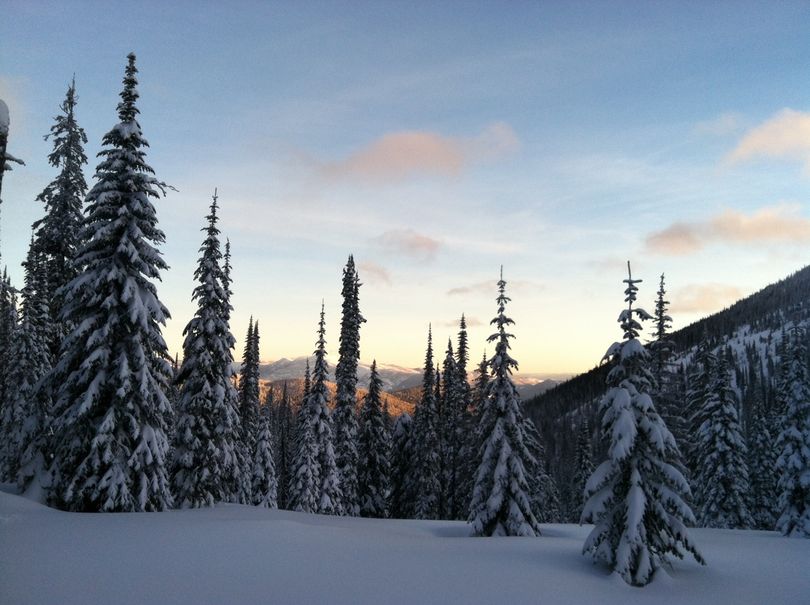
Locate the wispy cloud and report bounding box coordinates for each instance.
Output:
[357,261,392,286]
[317,122,519,183]
[670,283,743,314]
[726,109,810,173]
[447,279,543,297]
[441,316,482,328]
[371,229,441,262]
[694,112,742,137]
[645,204,810,255]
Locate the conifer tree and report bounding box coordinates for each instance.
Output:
[48,54,174,512]
[171,194,243,508]
[389,412,416,519]
[274,381,294,509]
[458,350,489,518]
[1,242,51,490]
[358,360,390,518]
[239,317,261,494]
[310,304,344,515]
[570,419,594,523]
[413,327,442,519]
[469,269,540,536]
[684,337,716,481]
[441,338,466,520]
[582,263,703,586]
[334,256,364,516]
[288,366,320,513]
[0,270,18,445]
[747,397,778,530]
[693,355,753,528]
[32,79,88,359]
[523,416,558,523]
[775,328,810,537]
[252,408,278,508]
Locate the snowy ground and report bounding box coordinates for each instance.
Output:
[1,488,808,605]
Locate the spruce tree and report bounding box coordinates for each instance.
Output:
[389,412,416,519]
[2,242,52,490]
[523,416,559,523]
[458,350,490,519]
[170,194,243,508]
[274,381,294,509]
[693,355,753,528]
[252,409,278,508]
[582,263,703,586]
[413,327,442,519]
[310,304,344,515]
[441,338,466,520]
[747,397,778,530]
[775,328,810,537]
[288,364,320,513]
[334,255,364,516]
[0,270,18,450]
[357,360,390,518]
[239,317,261,497]
[32,79,88,359]
[684,337,716,481]
[48,54,174,512]
[469,269,540,536]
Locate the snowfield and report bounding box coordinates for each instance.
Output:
[1,488,808,605]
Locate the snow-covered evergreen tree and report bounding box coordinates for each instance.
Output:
[684,337,716,481]
[693,355,753,528]
[252,409,278,508]
[458,350,490,519]
[239,317,261,497]
[1,242,52,490]
[775,328,810,537]
[32,79,88,359]
[48,54,174,512]
[273,382,294,509]
[469,269,540,536]
[523,416,559,523]
[333,255,364,516]
[747,396,778,530]
[288,364,320,513]
[0,270,17,449]
[581,263,703,586]
[171,194,243,508]
[310,304,344,515]
[357,360,390,518]
[389,412,416,519]
[570,419,594,523]
[413,327,442,520]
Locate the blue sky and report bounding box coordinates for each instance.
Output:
[2,1,810,375]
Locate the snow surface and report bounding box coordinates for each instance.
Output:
[1,486,808,605]
[0,99,8,133]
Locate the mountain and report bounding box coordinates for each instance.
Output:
[525,263,810,519]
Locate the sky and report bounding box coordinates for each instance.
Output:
[2,1,810,376]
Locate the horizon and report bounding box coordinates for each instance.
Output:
[3,1,810,375]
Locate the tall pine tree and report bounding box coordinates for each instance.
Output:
[747,396,778,530]
[581,263,703,586]
[413,327,442,520]
[389,412,416,519]
[469,269,540,536]
[357,360,390,518]
[49,54,174,512]
[170,194,243,508]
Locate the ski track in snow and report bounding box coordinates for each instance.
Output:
[1,488,808,605]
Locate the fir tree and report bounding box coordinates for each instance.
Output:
[570,419,594,523]
[582,263,703,586]
[171,193,243,508]
[649,274,681,445]
[413,327,442,520]
[334,256,364,516]
[775,328,810,537]
[48,54,174,512]
[684,337,716,481]
[288,364,320,513]
[389,412,416,519]
[310,303,344,515]
[252,409,278,508]
[469,269,540,536]
[357,360,390,518]
[441,338,466,520]
[32,78,88,359]
[458,350,490,519]
[239,317,261,496]
[2,242,52,491]
[747,396,778,530]
[523,416,559,523]
[274,382,294,509]
[693,355,753,528]
[0,270,18,449]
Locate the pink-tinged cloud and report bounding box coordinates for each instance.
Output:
[372,229,441,262]
[357,261,392,286]
[726,109,810,172]
[447,279,544,297]
[670,283,744,314]
[319,122,519,183]
[645,204,810,255]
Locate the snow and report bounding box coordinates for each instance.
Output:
[0,99,8,133]
[1,488,808,605]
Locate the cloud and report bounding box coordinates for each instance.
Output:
[645,204,810,255]
[441,316,482,328]
[726,109,810,172]
[447,279,544,297]
[371,229,441,262]
[670,283,743,314]
[694,112,742,137]
[357,261,392,286]
[318,122,519,183]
